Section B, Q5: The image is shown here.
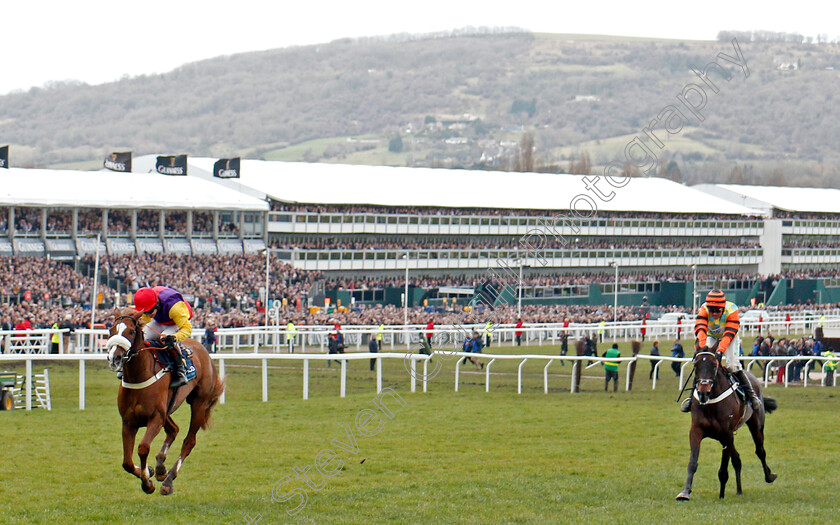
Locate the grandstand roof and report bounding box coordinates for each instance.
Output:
[174,158,758,215]
[694,184,840,214]
[0,167,269,211]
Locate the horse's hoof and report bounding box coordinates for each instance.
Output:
[160,485,173,496]
[676,491,691,501]
[142,481,155,494]
[766,473,777,483]
[155,465,167,481]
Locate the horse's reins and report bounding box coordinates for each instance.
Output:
[111,314,169,388]
[686,351,742,408]
[677,350,717,403]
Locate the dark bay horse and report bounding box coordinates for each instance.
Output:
[106,307,225,495]
[676,349,777,500]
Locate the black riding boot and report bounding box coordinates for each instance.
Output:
[169,347,188,388]
[735,369,761,410]
[680,397,692,412]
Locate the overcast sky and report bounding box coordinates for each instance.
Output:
[1,0,834,95]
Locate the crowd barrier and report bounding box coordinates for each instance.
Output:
[1,311,836,355]
[0,352,834,411]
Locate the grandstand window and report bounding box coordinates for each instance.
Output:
[410,216,419,225]
[331,216,341,224]
[398,216,408,224]
[440,217,450,225]
[319,252,328,260]
[430,217,439,225]
[387,216,396,224]
[307,215,318,223]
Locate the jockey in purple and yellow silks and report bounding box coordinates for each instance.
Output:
[133,286,194,388]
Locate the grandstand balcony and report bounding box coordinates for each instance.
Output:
[781,247,840,265]
[280,246,763,272]
[781,219,840,235]
[268,211,763,238]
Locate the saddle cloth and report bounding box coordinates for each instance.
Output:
[152,344,197,381]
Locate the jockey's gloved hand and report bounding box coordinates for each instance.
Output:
[162,335,177,346]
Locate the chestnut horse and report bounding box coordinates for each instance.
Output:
[676,348,777,500]
[106,307,225,495]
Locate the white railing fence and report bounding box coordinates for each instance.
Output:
[0,353,835,411]
[3,313,837,356]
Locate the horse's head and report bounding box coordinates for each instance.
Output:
[693,348,723,404]
[106,308,145,374]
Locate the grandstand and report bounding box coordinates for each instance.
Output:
[3,160,840,327]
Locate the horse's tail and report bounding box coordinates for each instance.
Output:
[763,396,778,414]
[202,363,226,430]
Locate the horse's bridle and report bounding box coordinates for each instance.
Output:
[694,350,721,389]
[108,315,143,367]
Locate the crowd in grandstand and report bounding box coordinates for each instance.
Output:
[271,237,759,251]
[1,251,840,334]
[0,207,236,235]
[271,203,766,221]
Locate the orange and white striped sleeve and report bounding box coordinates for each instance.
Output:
[694,305,709,348]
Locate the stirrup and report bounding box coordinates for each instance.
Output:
[170,372,187,388]
[680,398,692,412]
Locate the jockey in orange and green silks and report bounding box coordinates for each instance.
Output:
[692,289,761,411]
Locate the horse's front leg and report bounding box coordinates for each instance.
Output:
[137,413,165,494]
[718,442,731,499]
[730,442,743,495]
[677,426,703,500]
[121,422,144,479]
[155,416,180,481]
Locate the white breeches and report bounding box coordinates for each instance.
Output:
[706,334,742,372]
[143,320,179,342]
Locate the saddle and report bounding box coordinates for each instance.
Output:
[149,342,197,381]
[726,372,746,402]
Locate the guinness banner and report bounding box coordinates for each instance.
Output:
[156,154,187,176]
[104,151,132,172]
[213,157,240,178]
[0,145,8,169]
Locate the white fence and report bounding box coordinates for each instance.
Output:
[0,352,835,411]
[2,312,837,355]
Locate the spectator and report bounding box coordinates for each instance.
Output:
[671,340,685,377]
[515,318,523,346]
[368,332,379,371]
[425,317,434,352]
[203,322,216,353]
[460,331,484,370]
[50,317,61,354]
[603,343,621,392]
[59,312,75,354]
[286,320,297,353]
[649,340,660,380]
[822,348,836,386]
[327,332,345,368]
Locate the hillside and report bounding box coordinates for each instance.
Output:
[2,30,839,185]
